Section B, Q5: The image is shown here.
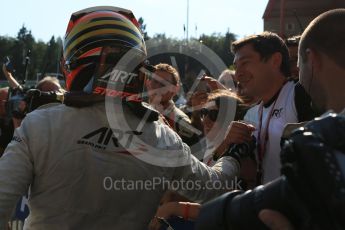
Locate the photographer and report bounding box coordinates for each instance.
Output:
[2,60,63,128]
[2,60,26,129]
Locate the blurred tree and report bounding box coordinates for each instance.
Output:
[0,26,63,84]
[0,36,16,80]
[11,25,35,82]
[40,36,62,78]
[198,31,237,68]
[0,25,237,89]
[138,17,150,41]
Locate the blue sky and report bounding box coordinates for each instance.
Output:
[1,0,268,42]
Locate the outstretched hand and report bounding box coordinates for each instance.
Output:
[202,76,227,91]
[226,121,256,145]
[259,209,295,230]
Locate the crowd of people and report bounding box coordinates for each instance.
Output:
[0,5,344,230]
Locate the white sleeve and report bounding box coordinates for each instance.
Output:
[172,144,240,203]
[0,122,33,228]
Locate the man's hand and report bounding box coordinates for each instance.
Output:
[149,202,177,230]
[226,121,255,145]
[259,209,295,230]
[202,76,227,91]
[2,64,21,89]
[2,64,9,76]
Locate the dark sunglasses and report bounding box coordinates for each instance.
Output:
[200,108,219,121]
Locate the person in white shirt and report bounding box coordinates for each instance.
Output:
[146,63,199,146]
[232,31,305,184]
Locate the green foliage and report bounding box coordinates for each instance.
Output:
[199,31,237,68]
[0,24,237,89]
[145,31,237,91]
[138,17,150,41]
[0,25,62,84]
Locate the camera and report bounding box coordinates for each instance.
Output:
[6,87,27,119]
[25,89,64,112]
[221,136,257,190]
[3,56,15,73]
[195,113,345,230]
[6,88,64,119]
[224,136,256,163]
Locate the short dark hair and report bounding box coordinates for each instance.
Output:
[299,9,345,69]
[231,31,291,77]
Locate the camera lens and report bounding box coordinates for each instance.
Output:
[196,177,308,230]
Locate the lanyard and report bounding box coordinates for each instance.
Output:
[256,99,278,162]
[256,82,286,184]
[256,100,278,185]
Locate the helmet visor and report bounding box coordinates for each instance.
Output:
[92,46,146,102]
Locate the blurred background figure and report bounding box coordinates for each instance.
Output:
[180,75,229,155]
[0,87,8,119]
[36,76,63,92]
[0,87,11,155]
[146,63,200,146]
[200,90,257,189]
[2,63,64,130]
[218,69,236,91]
[285,35,301,81]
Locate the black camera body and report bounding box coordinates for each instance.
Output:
[3,57,63,120]
[6,87,64,119]
[196,113,345,230]
[224,136,256,163]
[25,89,64,112]
[6,87,27,119]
